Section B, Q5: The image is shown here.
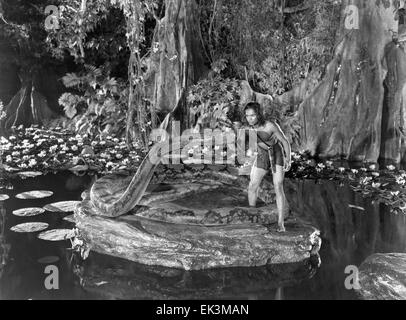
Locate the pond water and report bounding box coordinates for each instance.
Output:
[0,171,405,300]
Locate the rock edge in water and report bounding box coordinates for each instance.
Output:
[357,253,406,300]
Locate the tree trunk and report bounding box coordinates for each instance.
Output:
[0,72,57,135]
[149,0,208,129]
[273,0,406,164]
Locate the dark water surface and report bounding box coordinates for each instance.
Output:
[0,172,405,300]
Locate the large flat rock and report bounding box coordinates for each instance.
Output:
[358,253,406,300]
[75,200,321,270]
[76,166,321,270]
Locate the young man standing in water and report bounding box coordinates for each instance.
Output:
[237,102,292,232]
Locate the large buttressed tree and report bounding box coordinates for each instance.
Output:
[0,0,64,134]
[278,0,406,163]
[46,0,207,146]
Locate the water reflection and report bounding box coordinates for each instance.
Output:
[0,172,405,300]
[284,179,406,299]
[73,252,320,300]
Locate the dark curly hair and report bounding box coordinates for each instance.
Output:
[241,102,266,127]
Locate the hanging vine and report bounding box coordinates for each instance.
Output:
[118,0,158,150]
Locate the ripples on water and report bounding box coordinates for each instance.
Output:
[0,172,405,300]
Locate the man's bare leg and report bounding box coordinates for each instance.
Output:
[248,166,267,207]
[273,165,287,232]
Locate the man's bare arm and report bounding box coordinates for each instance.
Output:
[267,122,291,169]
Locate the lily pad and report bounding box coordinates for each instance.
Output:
[17,171,43,178]
[0,194,9,201]
[16,190,53,199]
[12,207,45,217]
[37,229,75,241]
[10,222,49,233]
[69,165,89,172]
[37,256,60,264]
[63,215,76,223]
[2,165,20,172]
[43,201,80,213]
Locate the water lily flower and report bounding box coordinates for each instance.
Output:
[9,136,16,141]
[22,155,29,161]
[28,159,37,167]
[391,191,400,196]
[371,172,380,177]
[338,167,346,173]
[0,137,9,144]
[372,182,381,188]
[387,165,396,171]
[71,145,78,152]
[37,151,46,158]
[369,164,377,170]
[396,177,406,185]
[351,169,359,174]
[317,163,326,169]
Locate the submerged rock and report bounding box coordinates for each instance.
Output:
[358,253,406,300]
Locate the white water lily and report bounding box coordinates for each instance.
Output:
[371,172,380,177]
[317,163,326,169]
[38,151,46,158]
[372,182,381,188]
[351,169,359,174]
[338,167,346,173]
[387,165,396,171]
[396,177,406,186]
[369,164,377,170]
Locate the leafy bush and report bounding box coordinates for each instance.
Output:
[187,76,242,129]
[58,64,128,137]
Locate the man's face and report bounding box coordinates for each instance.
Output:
[245,109,258,126]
